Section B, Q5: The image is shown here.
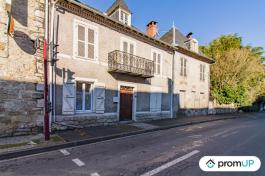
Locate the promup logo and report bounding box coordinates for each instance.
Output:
[206,159,215,168]
[200,156,261,172]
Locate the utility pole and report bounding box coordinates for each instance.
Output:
[44,0,50,141]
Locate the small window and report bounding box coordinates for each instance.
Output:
[200,64,206,81]
[120,10,130,25]
[74,21,97,60]
[152,51,161,75]
[180,57,187,77]
[76,82,92,112]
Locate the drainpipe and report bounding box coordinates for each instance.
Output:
[170,51,175,119]
[44,0,50,140]
[170,23,177,119]
[49,0,59,125]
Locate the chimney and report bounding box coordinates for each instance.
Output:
[186,32,193,40]
[146,21,157,38]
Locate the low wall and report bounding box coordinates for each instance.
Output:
[208,101,237,115]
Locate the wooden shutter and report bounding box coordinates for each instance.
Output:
[184,58,187,77]
[123,41,128,53]
[87,28,95,59]
[157,53,161,74]
[180,57,183,76]
[77,25,85,57]
[94,83,105,114]
[62,81,75,115]
[153,52,157,74]
[150,86,162,112]
[129,44,134,54]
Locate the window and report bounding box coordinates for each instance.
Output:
[120,10,130,25]
[76,82,92,112]
[200,64,206,81]
[180,57,187,77]
[111,10,119,21]
[179,90,186,109]
[199,92,205,108]
[150,86,162,112]
[74,21,98,60]
[152,51,161,75]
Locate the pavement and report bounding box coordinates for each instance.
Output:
[0,112,264,176]
[56,113,244,142]
[0,112,253,157]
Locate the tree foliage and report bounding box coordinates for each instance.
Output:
[200,34,265,106]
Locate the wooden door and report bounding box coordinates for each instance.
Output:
[120,86,133,121]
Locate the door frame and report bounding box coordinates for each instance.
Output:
[117,82,137,121]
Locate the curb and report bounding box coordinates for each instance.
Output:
[0,115,240,161]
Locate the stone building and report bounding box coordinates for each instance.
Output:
[0,0,214,136]
[51,0,214,127]
[0,0,45,136]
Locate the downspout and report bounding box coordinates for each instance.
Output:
[170,23,176,118]
[44,0,50,140]
[170,51,175,118]
[49,0,59,124]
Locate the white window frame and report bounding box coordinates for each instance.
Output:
[73,19,99,62]
[74,77,97,114]
[180,57,187,77]
[119,9,131,26]
[151,49,163,76]
[120,37,136,54]
[200,64,206,81]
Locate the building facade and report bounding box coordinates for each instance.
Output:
[0,0,214,136]
[51,0,214,127]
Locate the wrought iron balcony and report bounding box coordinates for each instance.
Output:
[108,50,154,78]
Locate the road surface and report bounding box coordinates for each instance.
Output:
[0,113,264,176]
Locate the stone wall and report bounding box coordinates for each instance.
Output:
[208,101,237,115]
[0,0,45,137]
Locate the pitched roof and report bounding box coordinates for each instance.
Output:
[160,27,188,47]
[63,0,215,64]
[106,0,131,15]
[73,0,103,14]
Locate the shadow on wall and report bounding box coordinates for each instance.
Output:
[10,0,36,55]
[12,0,28,27]
[13,31,36,55]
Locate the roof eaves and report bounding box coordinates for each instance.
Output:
[65,0,214,64]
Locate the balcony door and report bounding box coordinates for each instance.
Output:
[122,40,135,70]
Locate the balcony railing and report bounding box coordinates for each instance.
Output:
[108,50,154,78]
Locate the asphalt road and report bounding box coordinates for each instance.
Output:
[0,113,264,176]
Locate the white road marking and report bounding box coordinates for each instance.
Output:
[91,173,100,176]
[72,158,85,167]
[140,150,200,176]
[60,149,70,156]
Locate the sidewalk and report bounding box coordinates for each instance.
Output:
[56,113,244,142]
[0,112,263,160]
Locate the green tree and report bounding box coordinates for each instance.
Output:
[200,34,265,106]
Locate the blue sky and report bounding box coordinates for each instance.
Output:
[80,0,265,49]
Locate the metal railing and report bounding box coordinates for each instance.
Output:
[108,50,154,78]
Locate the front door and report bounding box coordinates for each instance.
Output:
[119,86,133,121]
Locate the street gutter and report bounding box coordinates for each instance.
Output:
[0,115,241,161]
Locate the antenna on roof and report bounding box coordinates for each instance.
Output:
[172,21,176,46]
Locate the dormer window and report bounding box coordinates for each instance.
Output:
[106,0,132,26]
[120,10,130,25]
